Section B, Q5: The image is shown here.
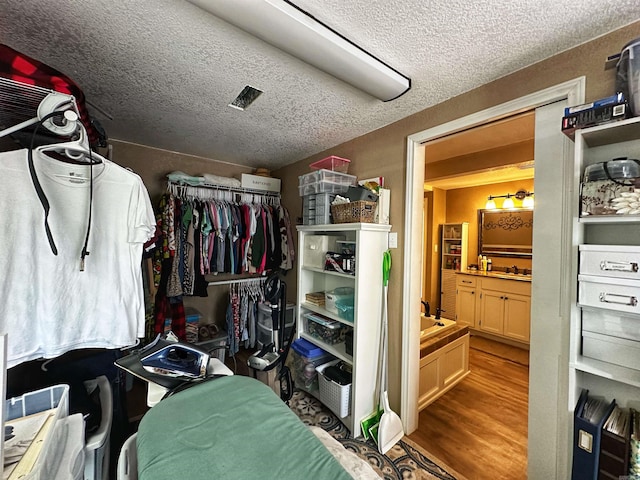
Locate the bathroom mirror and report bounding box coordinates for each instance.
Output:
[478,208,533,258]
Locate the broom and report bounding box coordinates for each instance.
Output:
[360,250,389,441]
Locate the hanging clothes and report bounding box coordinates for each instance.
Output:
[0,148,155,368]
[225,280,264,355]
[154,182,295,297]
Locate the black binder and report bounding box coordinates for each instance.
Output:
[598,406,631,480]
[571,389,617,480]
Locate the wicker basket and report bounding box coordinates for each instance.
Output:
[331,201,376,224]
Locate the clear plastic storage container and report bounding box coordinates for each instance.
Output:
[309,155,351,173]
[616,37,640,116]
[4,384,70,480]
[583,158,640,182]
[288,338,334,393]
[304,313,348,345]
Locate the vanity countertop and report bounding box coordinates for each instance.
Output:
[420,325,469,357]
[457,270,532,282]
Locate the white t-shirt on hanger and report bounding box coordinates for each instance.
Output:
[0,148,155,368]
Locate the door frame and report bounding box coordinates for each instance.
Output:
[401,77,585,474]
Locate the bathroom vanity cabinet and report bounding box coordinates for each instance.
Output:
[455,273,531,344]
[477,277,531,343]
[455,275,477,328]
[296,223,390,438]
[568,117,640,426]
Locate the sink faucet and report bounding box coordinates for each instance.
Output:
[512,265,519,275]
[435,307,445,320]
[421,300,430,317]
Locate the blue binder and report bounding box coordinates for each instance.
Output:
[571,389,617,480]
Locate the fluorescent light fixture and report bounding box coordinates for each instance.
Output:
[187,0,411,101]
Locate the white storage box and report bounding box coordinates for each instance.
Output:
[4,384,70,480]
[582,330,640,369]
[582,308,640,342]
[317,360,351,418]
[84,376,113,480]
[240,173,281,192]
[302,235,343,269]
[578,274,640,316]
[579,245,640,281]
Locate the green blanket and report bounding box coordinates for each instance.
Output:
[137,375,352,480]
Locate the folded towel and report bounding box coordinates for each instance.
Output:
[202,173,241,188]
[167,171,205,186]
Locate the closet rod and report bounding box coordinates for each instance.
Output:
[167,180,280,198]
[207,276,266,287]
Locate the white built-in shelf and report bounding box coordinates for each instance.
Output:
[300,266,355,279]
[580,116,640,147]
[299,332,353,365]
[579,215,640,224]
[571,357,640,389]
[300,302,354,328]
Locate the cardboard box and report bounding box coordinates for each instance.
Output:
[562,102,628,139]
[241,173,281,192]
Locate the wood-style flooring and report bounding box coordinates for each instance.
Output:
[408,337,529,480]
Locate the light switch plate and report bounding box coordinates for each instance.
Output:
[388,232,398,249]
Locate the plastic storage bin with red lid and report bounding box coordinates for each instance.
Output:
[310,155,351,173]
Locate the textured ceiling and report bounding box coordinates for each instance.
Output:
[1,1,639,170]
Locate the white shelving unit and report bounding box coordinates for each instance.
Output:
[568,116,640,414]
[296,223,391,438]
[440,222,468,318]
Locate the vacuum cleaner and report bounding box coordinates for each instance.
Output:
[247,271,295,402]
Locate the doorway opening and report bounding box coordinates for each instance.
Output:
[401,78,585,479]
[414,112,535,478]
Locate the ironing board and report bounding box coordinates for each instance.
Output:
[135,375,353,480]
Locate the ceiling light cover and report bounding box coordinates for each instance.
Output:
[188,0,411,101]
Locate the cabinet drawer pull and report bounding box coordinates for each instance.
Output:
[462,280,473,284]
[599,292,638,307]
[599,260,639,273]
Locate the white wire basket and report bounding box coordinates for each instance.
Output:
[317,360,351,418]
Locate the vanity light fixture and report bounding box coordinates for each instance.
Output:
[186,0,411,101]
[485,197,497,209]
[502,194,515,209]
[485,189,534,209]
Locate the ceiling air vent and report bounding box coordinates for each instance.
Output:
[228,85,263,111]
